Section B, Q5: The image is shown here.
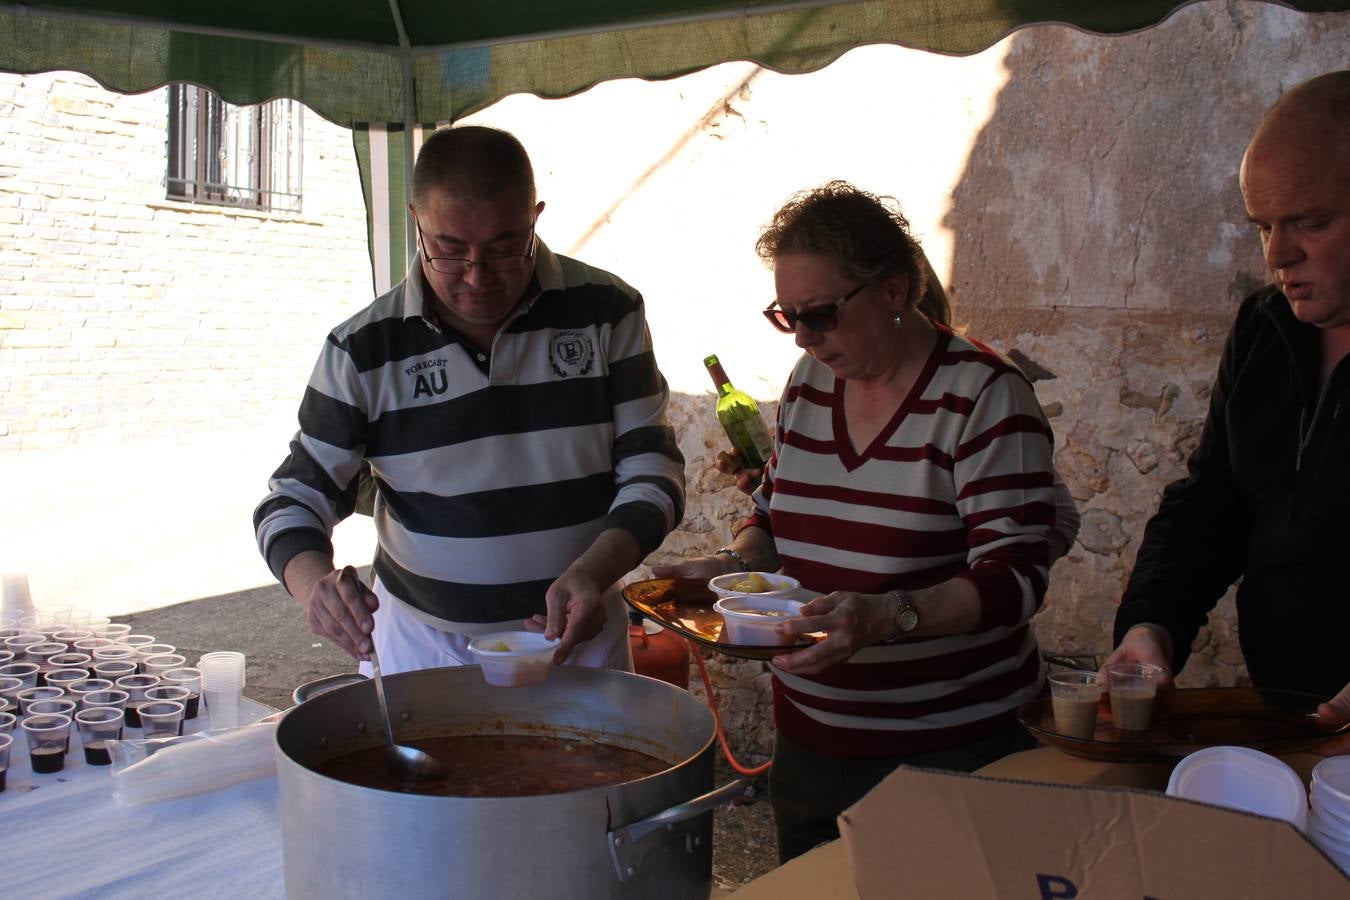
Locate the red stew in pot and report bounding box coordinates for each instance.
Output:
[317,733,671,796]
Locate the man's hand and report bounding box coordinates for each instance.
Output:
[649,555,742,581]
[715,449,763,496]
[1314,681,1350,757]
[523,528,642,664]
[1100,623,1176,687]
[286,555,378,661]
[526,567,606,664]
[771,592,895,675]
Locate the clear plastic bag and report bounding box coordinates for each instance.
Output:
[108,718,279,806]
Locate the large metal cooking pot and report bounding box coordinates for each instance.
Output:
[275,665,742,899]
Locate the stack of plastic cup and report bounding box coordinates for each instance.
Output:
[199,652,246,730]
[1,574,34,622]
[1308,757,1350,874]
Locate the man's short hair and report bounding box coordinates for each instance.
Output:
[1261,70,1350,142]
[411,125,536,208]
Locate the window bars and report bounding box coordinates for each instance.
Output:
[166,85,303,213]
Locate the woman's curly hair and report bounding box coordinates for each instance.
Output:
[756,180,929,311]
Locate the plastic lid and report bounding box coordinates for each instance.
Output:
[1166,746,1307,829]
[1312,756,1350,811]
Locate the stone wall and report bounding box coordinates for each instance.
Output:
[0,73,372,449]
[597,2,1347,755]
[2,2,1347,759]
[934,4,1349,692]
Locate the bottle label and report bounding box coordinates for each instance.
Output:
[737,414,774,470]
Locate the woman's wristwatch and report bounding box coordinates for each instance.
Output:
[887,589,920,639]
[715,547,749,572]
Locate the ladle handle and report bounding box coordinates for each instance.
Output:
[369,646,399,750]
[334,565,398,749]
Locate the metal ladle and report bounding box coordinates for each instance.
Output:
[369,645,447,783]
[339,566,446,783]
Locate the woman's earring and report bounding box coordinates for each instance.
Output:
[891,311,903,329]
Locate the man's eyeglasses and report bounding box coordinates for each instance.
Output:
[415,218,537,275]
[762,283,867,333]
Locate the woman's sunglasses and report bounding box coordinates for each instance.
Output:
[762,283,867,333]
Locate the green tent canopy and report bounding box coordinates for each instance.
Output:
[4,0,1347,290]
[5,1,1347,124]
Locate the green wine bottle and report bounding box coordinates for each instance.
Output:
[704,354,774,471]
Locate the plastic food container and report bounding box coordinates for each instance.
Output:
[707,571,801,601]
[1310,756,1350,843]
[1165,745,1307,831]
[467,632,559,687]
[1312,756,1350,809]
[713,596,804,646]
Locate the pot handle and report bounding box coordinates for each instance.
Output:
[608,778,747,882]
[291,673,368,706]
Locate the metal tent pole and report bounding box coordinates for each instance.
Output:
[387,0,418,270]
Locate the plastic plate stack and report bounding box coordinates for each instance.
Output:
[1308,756,1350,874]
[1165,746,1307,831]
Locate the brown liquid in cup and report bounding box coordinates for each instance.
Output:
[83,740,111,766]
[1052,694,1100,739]
[30,745,65,773]
[1110,685,1156,731]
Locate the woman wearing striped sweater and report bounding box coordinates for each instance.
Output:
[656,181,1059,862]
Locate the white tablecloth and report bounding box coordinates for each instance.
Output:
[3,699,287,899]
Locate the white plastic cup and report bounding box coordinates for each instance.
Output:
[199,652,246,729]
[1105,662,1163,731]
[199,653,246,689]
[0,732,11,791]
[22,713,72,773]
[198,652,246,681]
[1312,756,1350,812]
[1048,670,1104,739]
[75,706,124,765]
[67,677,115,709]
[203,688,241,729]
[94,623,133,641]
[161,667,202,720]
[466,632,559,687]
[1,574,33,613]
[138,700,186,739]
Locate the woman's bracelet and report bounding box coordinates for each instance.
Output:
[715,547,749,572]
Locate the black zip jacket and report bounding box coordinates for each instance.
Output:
[1114,285,1350,697]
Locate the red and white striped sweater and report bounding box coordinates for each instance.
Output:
[743,325,1056,757]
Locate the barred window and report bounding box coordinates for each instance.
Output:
[166,85,303,213]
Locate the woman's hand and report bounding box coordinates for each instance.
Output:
[715,449,763,495]
[771,591,895,675]
[650,556,741,581]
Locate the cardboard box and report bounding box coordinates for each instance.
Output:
[841,767,1349,898]
[732,750,1350,899]
[729,839,858,900]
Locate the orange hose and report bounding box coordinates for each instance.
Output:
[690,639,772,777]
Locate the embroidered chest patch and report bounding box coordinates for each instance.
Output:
[406,356,449,398]
[550,330,595,378]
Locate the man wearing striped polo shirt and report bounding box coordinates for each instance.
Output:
[254,125,685,674]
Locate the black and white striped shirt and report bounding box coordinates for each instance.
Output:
[254,241,685,627]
